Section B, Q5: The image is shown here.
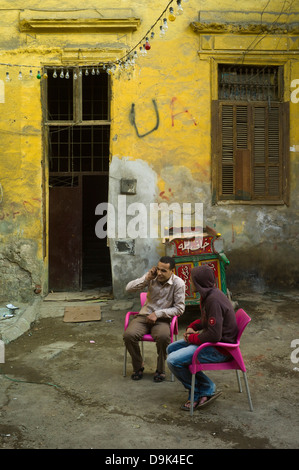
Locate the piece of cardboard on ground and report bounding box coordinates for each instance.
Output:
[63,305,101,323]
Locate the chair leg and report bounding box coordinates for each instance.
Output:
[236,370,242,393]
[190,374,196,417]
[170,337,177,382]
[123,346,127,377]
[141,341,144,361]
[243,372,254,412]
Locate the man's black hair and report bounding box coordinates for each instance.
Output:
[159,256,175,270]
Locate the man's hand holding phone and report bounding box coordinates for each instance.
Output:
[146,266,158,281]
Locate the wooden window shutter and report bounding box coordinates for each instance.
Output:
[213,100,289,203]
[221,104,234,197]
[252,104,282,200]
[235,105,251,200]
[218,102,251,199]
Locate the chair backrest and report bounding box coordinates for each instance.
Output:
[140,292,147,307]
[235,308,251,342]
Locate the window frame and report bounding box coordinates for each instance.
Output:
[211,64,290,206]
[43,66,111,176]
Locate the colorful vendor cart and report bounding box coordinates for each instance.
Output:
[164,226,230,305]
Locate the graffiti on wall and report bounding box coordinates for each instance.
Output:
[129,99,160,138]
[129,97,199,137]
[170,97,198,127]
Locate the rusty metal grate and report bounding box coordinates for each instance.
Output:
[49,125,110,172]
[219,65,280,101]
[49,175,79,187]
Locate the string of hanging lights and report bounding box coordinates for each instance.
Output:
[104,0,187,77]
[1,0,188,81]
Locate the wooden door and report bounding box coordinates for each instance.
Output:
[49,184,82,291]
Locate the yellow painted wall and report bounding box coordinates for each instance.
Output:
[0,1,298,300]
[0,49,44,300]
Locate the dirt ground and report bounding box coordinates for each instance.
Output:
[0,288,298,451]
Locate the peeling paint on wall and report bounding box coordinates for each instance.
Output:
[0,239,42,302]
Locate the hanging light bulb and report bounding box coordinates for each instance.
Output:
[65,69,70,79]
[142,44,147,55]
[145,37,151,50]
[18,70,23,80]
[151,31,155,40]
[134,50,138,61]
[177,0,184,15]
[91,67,96,75]
[168,7,176,21]
[60,68,64,78]
[79,69,82,77]
[160,25,166,37]
[96,67,100,75]
[29,70,33,78]
[73,70,78,80]
[85,68,89,76]
[36,70,41,79]
[53,68,57,78]
[163,18,168,31]
[43,71,48,79]
[6,71,10,81]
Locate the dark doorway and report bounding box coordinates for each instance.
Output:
[82,175,111,289]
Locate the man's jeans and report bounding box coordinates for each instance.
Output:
[167,340,231,401]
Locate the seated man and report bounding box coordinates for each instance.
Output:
[167,265,238,411]
[124,256,185,382]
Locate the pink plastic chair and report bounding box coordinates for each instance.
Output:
[189,308,253,416]
[123,292,179,381]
